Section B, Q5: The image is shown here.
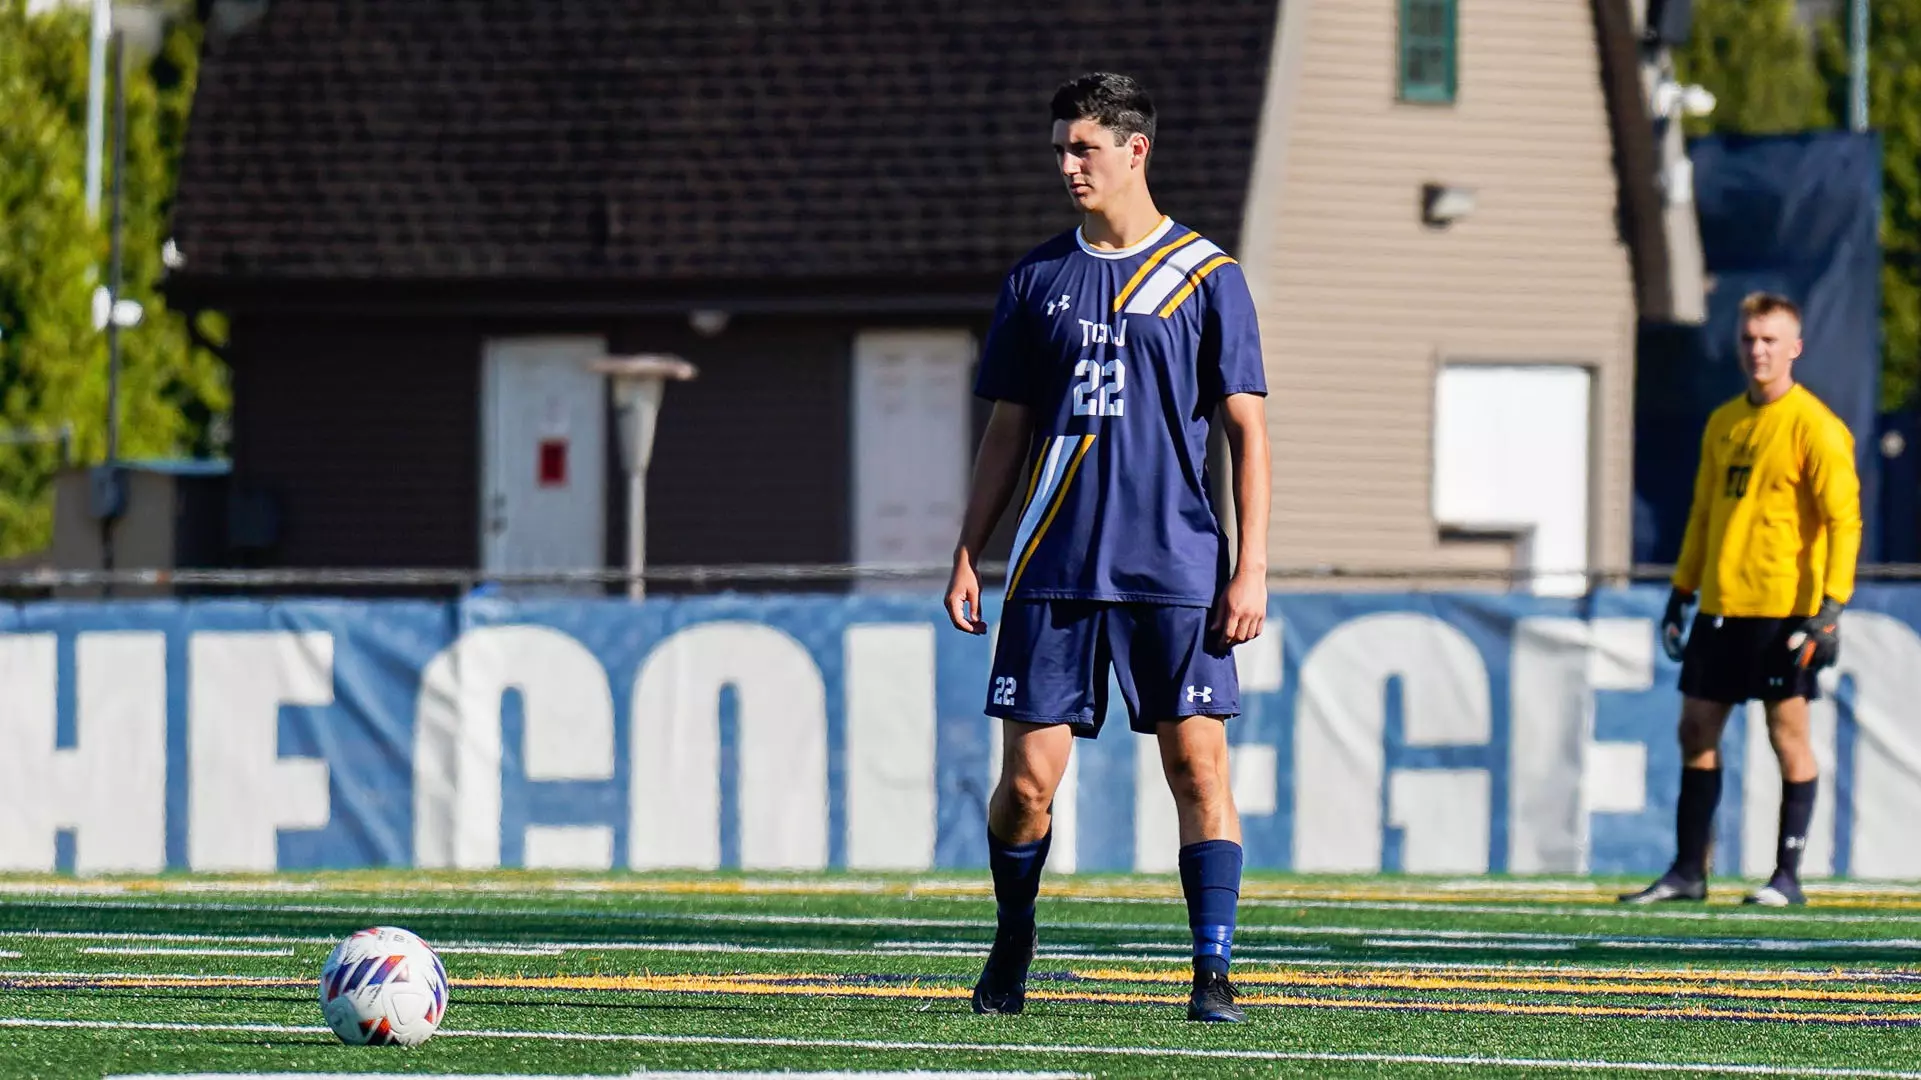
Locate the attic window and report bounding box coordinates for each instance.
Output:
[1399,0,1457,104]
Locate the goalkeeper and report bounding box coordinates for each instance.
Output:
[1621,292,1861,908]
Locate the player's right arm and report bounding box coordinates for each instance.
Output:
[1672,421,1717,598]
[947,274,1037,634]
[946,402,1034,634]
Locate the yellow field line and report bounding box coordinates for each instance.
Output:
[11,874,1921,910]
[1080,965,1888,985]
[1070,968,1921,1004]
[14,972,1915,1024]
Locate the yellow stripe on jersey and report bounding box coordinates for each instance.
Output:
[1155,254,1237,318]
[1672,384,1862,617]
[1111,232,1202,313]
[1121,238,1225,316]
[1007,434,1096,596]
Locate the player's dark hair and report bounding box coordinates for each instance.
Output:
[1740,291,1802,327]
[1050,72,1157,148]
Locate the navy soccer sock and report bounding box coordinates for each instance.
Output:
[1673,766,1723,882]
[1777,778,1818,882]
[987,829,1051,935]
[1178,840,1243,977]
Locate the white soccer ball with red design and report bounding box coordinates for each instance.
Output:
[319,926,449,1047]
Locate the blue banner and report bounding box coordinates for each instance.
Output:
[2,587,1919,879]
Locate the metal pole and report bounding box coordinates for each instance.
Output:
[101,30,126,578]
[85,0,108,219]
[1849,0,1870,133]
[628,470,646,600]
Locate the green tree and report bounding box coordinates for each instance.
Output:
[1817,2,1921,410]
[0,0,227,559]
[1673,0,1833,137]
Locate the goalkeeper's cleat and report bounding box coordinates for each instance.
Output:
[970,923,1037,1015]
[1743,873,1806,907]
[1186,970,1245,1023]
[1618,871,1707,904]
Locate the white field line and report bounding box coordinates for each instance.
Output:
[79,947,293,957]
[5,1018,1921,1079]
[13,900,1915,949]
[108,1074,1090,1080]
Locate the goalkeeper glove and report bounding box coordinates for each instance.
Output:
[1787,597,1844,671]
[1661,588,1694,663]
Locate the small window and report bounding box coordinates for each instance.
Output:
[1399,0,1457,104]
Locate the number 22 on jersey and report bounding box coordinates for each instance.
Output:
[1071,358,1127,417]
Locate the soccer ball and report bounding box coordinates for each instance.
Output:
[318,926,449,1047]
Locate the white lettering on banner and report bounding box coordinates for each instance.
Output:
[630,622,828,871]
[413,625,617,870]
[1233,618,1284,693]
[188,633,333,872]
[524,825,615,870]
[1295,614,1492,872]
[0,633,166,873]
[844,624,937,871]
[1134,734,1178,872]
[1388,770,1488,872]
[1833,613,1921,879]
[1508,618,1653,873]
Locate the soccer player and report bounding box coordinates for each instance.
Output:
[1621,292,1860,908]
[943,72,1270,1023]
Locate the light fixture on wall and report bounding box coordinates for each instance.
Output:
[1421,183,1477,229]
[688,309,730,337]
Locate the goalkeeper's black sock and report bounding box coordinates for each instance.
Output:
[1776,778,1817,882]
[1673,766,1723,882]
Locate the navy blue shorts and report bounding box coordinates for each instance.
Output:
[986,600,1241,737]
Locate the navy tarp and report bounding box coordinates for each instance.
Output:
[1634,131,1884,564]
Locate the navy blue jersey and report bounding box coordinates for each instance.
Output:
[975,218,1267,605]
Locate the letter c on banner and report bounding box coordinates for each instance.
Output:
[1295,613,1492,872]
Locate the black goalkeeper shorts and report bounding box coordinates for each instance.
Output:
[1678,613,1822,704]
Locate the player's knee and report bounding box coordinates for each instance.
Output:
[1161,753,1228,809]
[1676,703,1730,758]
[1676,718,1718,758]
[997,771,1060,820]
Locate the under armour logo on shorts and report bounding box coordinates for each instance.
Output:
[1185,685,1213,704]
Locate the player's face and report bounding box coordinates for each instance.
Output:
[1052,118,1145,213]
[1739,311,1803,387]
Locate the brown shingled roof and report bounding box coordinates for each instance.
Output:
[168,0,1280,293]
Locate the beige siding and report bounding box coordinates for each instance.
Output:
[1240,0,1637,584]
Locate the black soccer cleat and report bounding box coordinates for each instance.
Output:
[1618,870,1708,904]
[971,924,1037,1015]
[1187,970,1244,1023]
[1743,872,1806,907]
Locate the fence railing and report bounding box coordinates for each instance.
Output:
[6,562,1921,593]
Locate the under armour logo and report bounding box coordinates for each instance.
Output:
[1185,685,1213,704]
[1043,293,1072,316]
[1785,836,1807,850]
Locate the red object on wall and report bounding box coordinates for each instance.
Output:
[538,438,568,487]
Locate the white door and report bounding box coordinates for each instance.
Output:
[480,337,608,585]
[852,331,972,591]
[1432,364,1593,596]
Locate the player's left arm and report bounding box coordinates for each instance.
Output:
[1790,415,1863,669]
[1199,260,1270,647]
[1215,392,1270,647]
[1807,415,1863,606]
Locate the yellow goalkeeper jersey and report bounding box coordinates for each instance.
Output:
[1672,384,1861,618]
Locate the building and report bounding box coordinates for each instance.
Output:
[163,0,1672,591]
